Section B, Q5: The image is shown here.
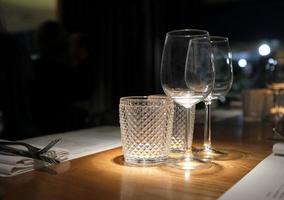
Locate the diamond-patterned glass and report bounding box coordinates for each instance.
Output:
[171,103,195,152]
[119,96,174,165]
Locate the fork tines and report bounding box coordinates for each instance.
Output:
[38,155,60,164]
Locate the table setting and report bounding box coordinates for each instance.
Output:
[0,139,69,176]
[1,29,284,200]
[0,126,122,177]
[119,29,235,169]
[117,29,284,200]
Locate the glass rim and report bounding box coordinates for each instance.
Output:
[210,36,229,43]
[166,29,209,38]
[120,96,172,105]
[120,96,170,101]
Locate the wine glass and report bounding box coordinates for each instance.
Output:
[265,56,284,131]
[195,36,233,160]
[160,29,215,170]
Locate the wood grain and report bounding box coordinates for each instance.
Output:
[0,115,275,200]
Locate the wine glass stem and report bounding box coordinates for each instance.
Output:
[274,90,279,111]
[185,106,194,158]
[204,100,212,150]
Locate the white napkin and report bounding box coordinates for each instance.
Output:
[0,145,69,177]
[272,143,284,155]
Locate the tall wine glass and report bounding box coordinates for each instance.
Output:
[160,29,215,170]
[196,36,233,160]
[265,56,284,130]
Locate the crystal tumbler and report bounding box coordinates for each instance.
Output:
[148,95,196,153]
[171,103,196,153]
[119,96,174,165]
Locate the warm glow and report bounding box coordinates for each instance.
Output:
[184,170,191,182]
[1,0,57,32]
[270,107,284,114]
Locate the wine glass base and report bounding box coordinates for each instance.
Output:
[167,156,212,170]
[194,147,245,161]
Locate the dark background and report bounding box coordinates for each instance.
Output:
[61,0,284,108]
[62,0,284,103]
[1,0,284,139]
[62,0,284,99]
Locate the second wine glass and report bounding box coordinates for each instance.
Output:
[160,29,215,170]
[195,36,233,160]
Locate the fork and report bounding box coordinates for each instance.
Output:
[273,128,284,138]
[0,138,61,155]
[0,145,60,164]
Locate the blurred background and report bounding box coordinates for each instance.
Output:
[0,0,283,139]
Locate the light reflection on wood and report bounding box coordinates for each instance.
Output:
[0,116,274,200]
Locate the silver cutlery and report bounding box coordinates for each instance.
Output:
[273,128,284,138]
[0,138,61,155]
[0,145,60,164]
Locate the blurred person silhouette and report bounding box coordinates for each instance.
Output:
[68,32,104,126]
[0,18,36,140]
[69,32,93,101]
[33,21,87,134]
[251,54,276,89]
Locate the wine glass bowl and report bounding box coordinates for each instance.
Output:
[265,55,284,131]
[161,31,214,108]
[206,37,233,101]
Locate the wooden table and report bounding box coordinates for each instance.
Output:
[0,114,275,200]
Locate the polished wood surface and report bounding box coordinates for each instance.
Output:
[0,114,276,200]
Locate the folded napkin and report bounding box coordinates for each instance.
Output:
[272,143,284,155]
[0,145,69,177]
